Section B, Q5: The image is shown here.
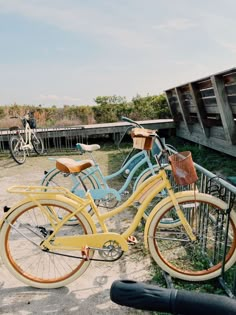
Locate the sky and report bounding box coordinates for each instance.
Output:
[0,0,236,107]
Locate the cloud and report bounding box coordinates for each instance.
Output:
[153,18,197,31]
[0,0,161,50]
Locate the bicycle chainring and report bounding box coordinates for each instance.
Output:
[98,240,123,261]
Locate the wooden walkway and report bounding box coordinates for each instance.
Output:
[0,119,175,153]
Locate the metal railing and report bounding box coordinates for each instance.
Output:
[164,151,236,297]
[0,127,87,154]
[195,163,236,297]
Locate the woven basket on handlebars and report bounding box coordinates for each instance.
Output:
[131,128,155,151]
[169,151,198,186]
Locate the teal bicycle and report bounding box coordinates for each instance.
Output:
[41,118,176,208]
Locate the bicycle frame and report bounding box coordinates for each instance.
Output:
[4,168,198,253]
[43,149,157,202]
[11,115,35,152]
[42,116,174,205]
[19,121,34,151]
[82,150,156,199]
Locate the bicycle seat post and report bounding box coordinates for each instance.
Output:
[88,151,97,165]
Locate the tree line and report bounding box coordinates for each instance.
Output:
[0,94,171,128]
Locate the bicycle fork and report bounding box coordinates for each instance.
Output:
[167,188,197,242]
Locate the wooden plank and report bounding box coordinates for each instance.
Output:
[165,90,179,121]
[175,87,192,133]
[189,83,210,137]
[211,75,236,144]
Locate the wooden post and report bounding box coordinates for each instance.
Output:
[189,83,210,137]
[175,87,192,134]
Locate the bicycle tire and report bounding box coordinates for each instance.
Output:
[135,165,181,225]
[147,193,236,281]
[31,133,44,155]
[9,135,26,164]
[0,199,95,289]
[120,148,142,179]
[42,167,99,194]
[42,167,100,214]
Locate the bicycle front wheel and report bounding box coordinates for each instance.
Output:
[32,133,44,154]
[9,135,26,164]
[148,194,236,281]
[135,166,176,223]
[0,199,95,288]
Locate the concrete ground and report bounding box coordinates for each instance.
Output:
[0,155,152,315]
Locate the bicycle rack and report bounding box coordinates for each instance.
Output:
[206,176,236,298]
[161,171,236,298]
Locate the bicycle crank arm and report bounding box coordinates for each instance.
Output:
[41,232,129,252]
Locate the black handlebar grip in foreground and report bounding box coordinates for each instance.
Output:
[110,280,176,313]
[110,280,236,315]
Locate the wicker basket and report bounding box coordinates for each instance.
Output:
[131,128,155,151]
[169,151,198,185]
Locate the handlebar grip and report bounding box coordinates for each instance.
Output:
[110,280,175,313]
[110,280,236,315]
[120,116,142,128]
[121,116,133,123]
[175,289,236,315]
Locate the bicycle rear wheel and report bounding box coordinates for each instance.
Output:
[0,199,95,288]
[42,167,99,215]
[148,194,236,281]
[42,168,99,197]
[32,133,44,155]
[9,135,26,164]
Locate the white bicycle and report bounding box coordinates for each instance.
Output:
[9,112,44,164]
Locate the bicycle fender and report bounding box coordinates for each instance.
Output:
[143,191,228,248]
[0,195,97,234]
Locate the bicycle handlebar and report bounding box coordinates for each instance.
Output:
[120,116,142,128]
[110,280,236,315]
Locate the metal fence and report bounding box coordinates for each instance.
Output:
[195,163,236,297]
[0,127,88,154]
[163,152,236,298]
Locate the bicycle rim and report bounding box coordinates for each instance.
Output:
[148,196,236,281]
[0,200,94,288]
[43,168,100,213]
[9,136,26,164]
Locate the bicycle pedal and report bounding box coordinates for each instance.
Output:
[127,235,138,244]
[81,245,90,261]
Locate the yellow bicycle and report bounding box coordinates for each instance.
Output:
[0,153,236,289]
